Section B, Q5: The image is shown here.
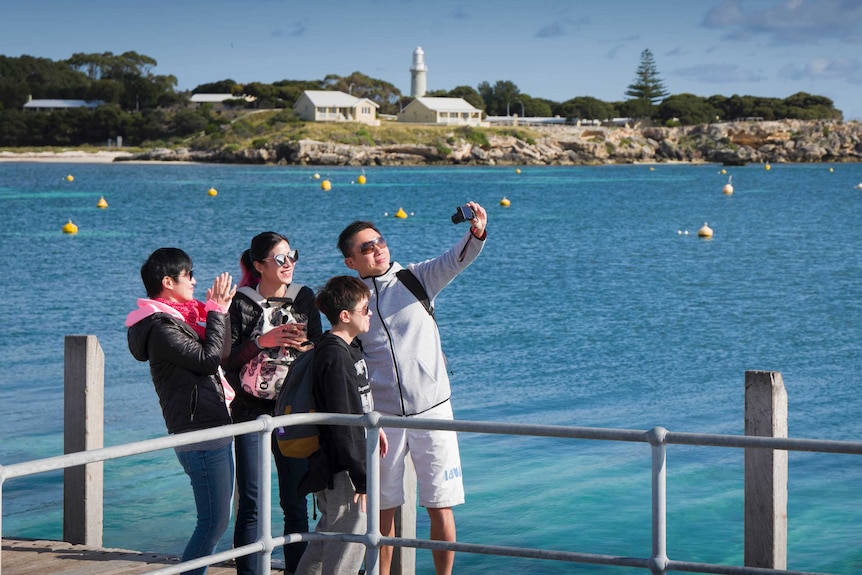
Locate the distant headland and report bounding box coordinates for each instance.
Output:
[116,119,860,166]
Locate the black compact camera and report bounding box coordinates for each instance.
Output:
[451,204,475,224]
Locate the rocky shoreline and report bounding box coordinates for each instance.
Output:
[5,119,860,166]
[126,119,862,166]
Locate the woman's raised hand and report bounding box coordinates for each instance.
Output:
[207,272,237,308]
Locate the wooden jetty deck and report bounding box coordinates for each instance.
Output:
[1,538,285,574]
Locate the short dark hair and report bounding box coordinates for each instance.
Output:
[337,221,380,257]
[140,247,193,298]
[315,276,370,324]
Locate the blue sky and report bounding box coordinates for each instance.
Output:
[2,0,861,120]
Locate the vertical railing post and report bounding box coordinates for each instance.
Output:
[63,335,104,546]
[648,427,668,575]
[258,416,274,574]
[366,412,382,575]
[392,457,417,575]
[744,370,788,569]
[1,471,5,575]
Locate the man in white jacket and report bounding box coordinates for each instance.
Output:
[337,202,487,575]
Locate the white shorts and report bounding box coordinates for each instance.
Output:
[379,401,465,509]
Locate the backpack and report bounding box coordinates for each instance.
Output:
[274,347,320,458]
[237,284,304,401]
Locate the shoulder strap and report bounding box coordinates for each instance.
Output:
[237,286,265,308]
[285,283,303,303]
[239,285,303,307]
[396,268,434,318]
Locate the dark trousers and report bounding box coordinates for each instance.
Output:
[233,398,309,574]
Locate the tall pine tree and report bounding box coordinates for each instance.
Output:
[624,49,668,119]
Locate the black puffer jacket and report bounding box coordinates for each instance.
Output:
[223,284,322,421]
[127,310,232,435]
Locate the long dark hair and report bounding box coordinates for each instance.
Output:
[242,231,290,287]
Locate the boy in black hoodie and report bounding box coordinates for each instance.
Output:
[296,276,388,575]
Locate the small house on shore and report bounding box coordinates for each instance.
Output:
[294,90,380,125]
[397,97,483,126]
[23,97,104,111]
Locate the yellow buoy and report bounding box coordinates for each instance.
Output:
[208,187,218,196]
[62,219,78,234]
[357,174,367,185]
[720,168,727,175]
[698,222,713,238]
[394,207,408,219]
[515,168,521,174]
[65,174,74,182]
[321,180,332,191]
[722,176,733,195]
[500,197,511,207]
[765,163,771,171]
[96,196,108,209]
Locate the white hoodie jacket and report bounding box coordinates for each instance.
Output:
[358,229,484,416]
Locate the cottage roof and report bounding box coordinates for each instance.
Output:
[23,99,102,109]
[190,93,236,103]
[299,90,380,108]
[413,97,478,112]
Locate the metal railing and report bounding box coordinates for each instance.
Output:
[2,412,861,575]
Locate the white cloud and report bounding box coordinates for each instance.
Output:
[702,0,862,44]
[672,63,767,83]
[779,57,862,83]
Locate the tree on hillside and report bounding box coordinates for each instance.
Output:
[0,55,90,106]
[477,80,521,116]
[624,49,668,118]
[561,96,616,121]
[657,94,719,125]
[192,79,242,94]
[323,72,402,114]
[447,85,485,110]
[67,51,157,80]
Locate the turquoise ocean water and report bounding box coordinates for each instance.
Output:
[1,161,861,574]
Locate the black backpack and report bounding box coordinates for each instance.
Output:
[273,347,319,458]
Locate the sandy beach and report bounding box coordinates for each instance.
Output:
[0,150,133,163]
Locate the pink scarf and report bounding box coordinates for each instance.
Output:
[154,298,208,339]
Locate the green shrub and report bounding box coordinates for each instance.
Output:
[457,127,490,149]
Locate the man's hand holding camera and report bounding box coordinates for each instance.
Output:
[451,201,487,238]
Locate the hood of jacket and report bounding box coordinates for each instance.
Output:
[126,298,185,362]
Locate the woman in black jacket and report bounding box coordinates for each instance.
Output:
[126,247,236,575]
[223,232,322,575]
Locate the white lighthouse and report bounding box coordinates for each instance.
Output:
[410,46,427,98]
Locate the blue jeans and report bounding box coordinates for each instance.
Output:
[234,431,309,574]
[175,441,235,575]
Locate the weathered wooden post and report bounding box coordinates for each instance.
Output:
[392,458,417,575]
[744,370,787,569]
[63,335,104,546]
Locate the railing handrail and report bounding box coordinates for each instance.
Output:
[2,412,859,575]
